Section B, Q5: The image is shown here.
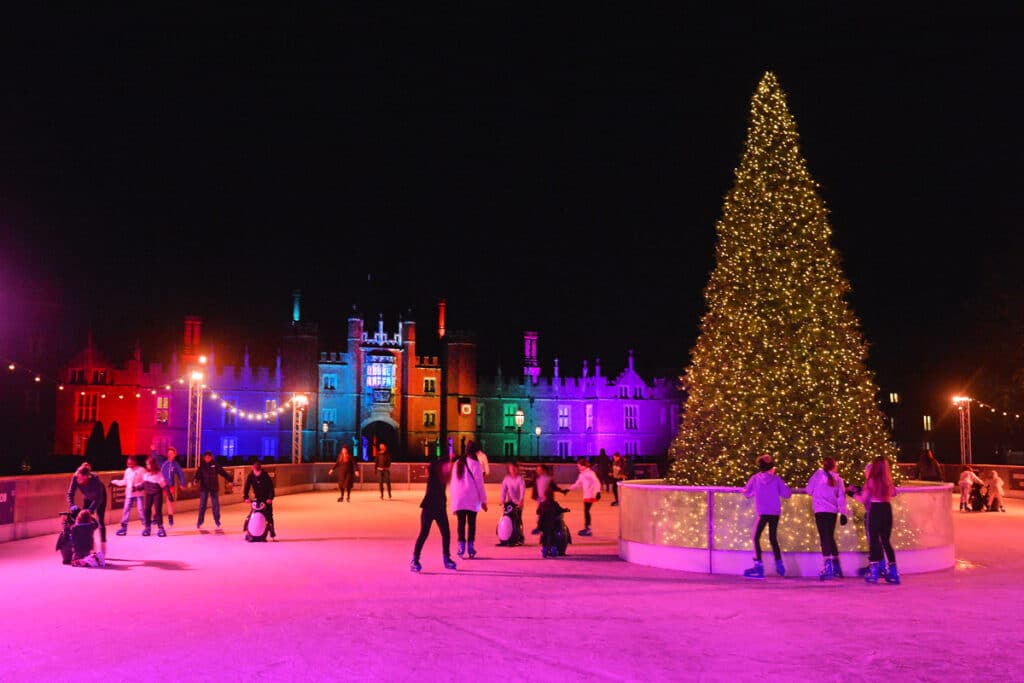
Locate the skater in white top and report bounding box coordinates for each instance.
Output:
[805,456,848,580]
[958,466,983,512]
[565,458,601,537]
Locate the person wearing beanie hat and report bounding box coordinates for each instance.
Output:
[742,453,792,578]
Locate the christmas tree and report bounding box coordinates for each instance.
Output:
[667,72,898,487]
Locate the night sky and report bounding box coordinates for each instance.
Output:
[2,6,1022,416]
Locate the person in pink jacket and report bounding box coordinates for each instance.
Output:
[449,441,488,559]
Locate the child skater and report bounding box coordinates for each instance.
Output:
[856,456,899,584]
[537,480,571,558]
[70,509,106,567]
[984,470,1006,512]
[141,456,170,537]
[742,454,792,578]
[806,456,848,580]
[958,466,983,512]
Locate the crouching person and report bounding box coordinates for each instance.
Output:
[70,509,106,568]
[244,461,276,539]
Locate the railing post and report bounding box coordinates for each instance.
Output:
[707,489,715,574]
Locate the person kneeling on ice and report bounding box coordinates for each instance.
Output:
[537,480,571,558]
[244,461,276,539]
[70,509,106,567]
[742,454,792,578]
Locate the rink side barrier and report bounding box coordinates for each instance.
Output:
[0,461,603,543]
[618,480,956,576]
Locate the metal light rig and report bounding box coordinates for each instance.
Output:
[953,396,973,466]
[186,371,204,468]
[291,395,308,463]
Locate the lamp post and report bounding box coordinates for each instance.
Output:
[515,409,525,458]
[186,370,204,469]
[953,396,973,466]
[321,421,329,461]
[291,395,308,464]
[534,425,541,459]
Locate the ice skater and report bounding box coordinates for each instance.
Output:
[244,461,276,539]
[958,466,983,512]
[742,454,792,578]
[806,456,848,579]
[538,479,571,558]
[531,464,565,535]
[450,441,488,558]
[160,446,187,526]
[329,443,356,502]
[375,442,392,500]
[194,451,232,530]
[498,461,526,546]
[984,469,1006,512]
[141,456,170,537]
[69,509,106,568]
[112,456,146,536]
[410,453,457,572]
[66,463,108,555]
[565,457,601,537]
[856,456,899,584]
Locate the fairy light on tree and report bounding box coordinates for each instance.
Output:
[667,72,898,487]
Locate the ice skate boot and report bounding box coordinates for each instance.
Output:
[157,527,167,537]
[410,558,422,573]
[775,559,786,577]
[457,541,465,558]
[142,526,151,537]
[864,561,880,584]
[578,527,592,537]
[831,556,844,578]
[443,557,457,570]
[819,558,834,581]
[884,562,901,585]
[116,524,127,536]
[168,514,174,526]
[468,542,476,559]
[743,560,764,579]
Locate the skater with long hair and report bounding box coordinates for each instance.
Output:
[141,456,169,537]
[856,456,899,584]
[806,456,848,580]
[410,453,457,572]
[329,444,356,502]
[742,454,792,578]
[450,441,488,558]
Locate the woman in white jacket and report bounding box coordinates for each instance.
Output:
[450,441,488,558]
[566,458,602,537]
[805,457,848,580]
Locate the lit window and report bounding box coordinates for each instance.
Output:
[424,377,436,394]
[923,415,932,431]
[322,408,337,424]
[155,395,170,424]
[76,393,98,423]
[220,437,237,457]
[152,437,170,456]
[92,370,107,385]
[625,405,638,430]
[558,405,570,430]
[476,404,484,429]
[424,411,437,427]
[73,432,87,455]
[322,374,337,391]
[223,399,236,427]
[503,403,518,430]
[265,400,278,425]
[366,357,395,389]
[261,438,277,457]
[585,404,593,432]
[890,392,900,404]
[620,386,629,399]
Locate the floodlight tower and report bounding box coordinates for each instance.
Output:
[292,395,309,463]
[952,396,973,466]
[186,370,205,468]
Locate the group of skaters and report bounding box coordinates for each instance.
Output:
[63,449,277,568]
[328,441,399,502]
[957,465,1006,513]
[742,453,913,584]
[410,443,633,572]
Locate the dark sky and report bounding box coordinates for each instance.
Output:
[2,6,1022,411]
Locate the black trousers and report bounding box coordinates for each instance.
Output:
[753,514,781,561]
[84,498,106,543]
[814,512,839,556]
[455,510,477,542]
[583,501,593,528]
[144,491,164,527]
[867,502,895,563]
[378,469,391,497]
[413,507,451,560]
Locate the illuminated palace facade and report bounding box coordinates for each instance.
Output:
[54,302,682,461]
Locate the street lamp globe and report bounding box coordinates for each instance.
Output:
[515,409,525,458]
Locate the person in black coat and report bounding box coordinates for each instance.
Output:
[329,444,356,502]
[243,461,276,538]
[193,451,232,530]
[410,455,457,572]
[66,463,108,553]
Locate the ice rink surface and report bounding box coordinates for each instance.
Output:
[3,485,1021,683]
